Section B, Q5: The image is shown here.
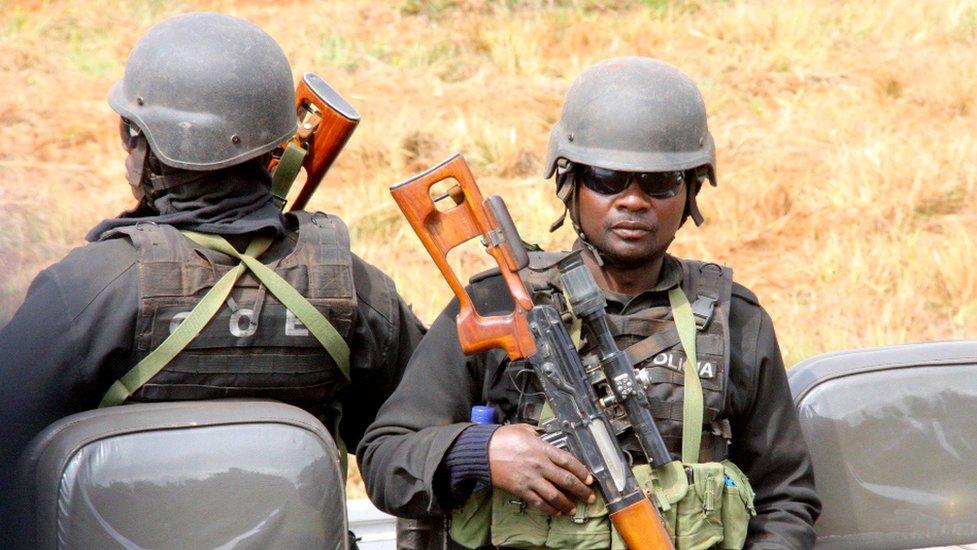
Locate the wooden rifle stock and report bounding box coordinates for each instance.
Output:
[389,153,536,360]
[268,73,360,211]
[612,498,675,550]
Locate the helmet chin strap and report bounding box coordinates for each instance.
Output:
[548,205,570,233]
[550,169,606,267]
[146,162,208,195]
[579,236,605,267]
[686,171,706,226]
[549,160,574,232]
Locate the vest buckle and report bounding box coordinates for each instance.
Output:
[691,295,716,330]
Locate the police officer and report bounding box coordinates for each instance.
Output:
[359,57,820,549]
[0,12,424,541]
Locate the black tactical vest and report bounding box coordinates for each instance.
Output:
[484,251,733,463]
[100,211,357,417]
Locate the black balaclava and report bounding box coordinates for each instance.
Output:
[86,133,286,242]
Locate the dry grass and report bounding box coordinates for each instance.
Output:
[2,0,976,497]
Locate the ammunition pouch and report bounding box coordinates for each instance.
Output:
[650,460,756,550]
[449,459,755,550]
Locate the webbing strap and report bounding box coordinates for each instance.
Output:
[270,143,308,209]
[668,287,704,464]
[99,236,274,408]
[624,325,681,367]
[182,231,351,382]
[183,232,353,475]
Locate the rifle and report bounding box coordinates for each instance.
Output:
[268,73,360,211]
[390,153,675,550]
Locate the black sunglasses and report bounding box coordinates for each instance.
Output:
[575,165,684,199]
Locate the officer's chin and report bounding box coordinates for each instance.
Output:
[599,241,667,270]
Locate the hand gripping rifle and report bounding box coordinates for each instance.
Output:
[268,73,360,211]
[390,153,675,550]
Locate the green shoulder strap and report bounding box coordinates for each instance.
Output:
[180,231,353,474]
[668,287,704,464]
[100,231,353,473]
[270,143,308,209]
[181,231,351,382]
[99,235,274,408]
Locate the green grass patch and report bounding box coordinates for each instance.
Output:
[317,35,359,71]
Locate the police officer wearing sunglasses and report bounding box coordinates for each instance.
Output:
[360,57,820,549]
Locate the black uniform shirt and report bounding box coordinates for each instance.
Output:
[358,254,821,549]
[0,221,426,496]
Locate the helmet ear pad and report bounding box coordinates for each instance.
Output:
[684,166,714,227]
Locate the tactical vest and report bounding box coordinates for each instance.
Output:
[450,252,755,550]
[509,252,733,463]
[99,211,357,419]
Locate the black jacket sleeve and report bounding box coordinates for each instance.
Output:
[356,297,485,517]
[0,240,139,534]
[341,254,427,451]
[727,294,821,549]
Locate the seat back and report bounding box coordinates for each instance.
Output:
[17,400,348,550]
[788,341,977,549]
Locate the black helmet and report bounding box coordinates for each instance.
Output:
[545,57,716,226]
[108,12,296,171]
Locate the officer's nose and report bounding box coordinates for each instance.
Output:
[614,179,652,212]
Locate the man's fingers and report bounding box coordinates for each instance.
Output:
[545,444,593,484]
[541,461,596,504]
[516,488,560,516]
[527,480,575,515]
[489,425,598,513]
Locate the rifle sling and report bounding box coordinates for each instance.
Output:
[271,143,308,209]
[668,287,704,464]
[99,234,274,409]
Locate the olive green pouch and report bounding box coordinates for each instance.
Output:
[633,461,687,546]
[672,462,725,549]
[545,492,615,550]
[489,488,550,548]
[719,460,756,549]
[449,488,493,549]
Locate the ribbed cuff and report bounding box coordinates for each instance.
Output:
[444,423,498,503]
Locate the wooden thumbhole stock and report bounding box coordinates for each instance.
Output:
[389,153,536,361]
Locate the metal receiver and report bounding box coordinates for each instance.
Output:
[558,253,674,468]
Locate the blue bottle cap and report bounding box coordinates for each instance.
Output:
[470,405,496,424]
